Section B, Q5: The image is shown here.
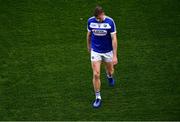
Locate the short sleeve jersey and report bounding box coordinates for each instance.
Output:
[87,16,116,53]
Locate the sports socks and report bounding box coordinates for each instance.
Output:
[95,91,101,99]
[107,74,113,78]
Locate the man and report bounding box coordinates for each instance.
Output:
[87,6,118,108]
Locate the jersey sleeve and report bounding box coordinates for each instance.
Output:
[110,19,117,34]
[87,20,91,32]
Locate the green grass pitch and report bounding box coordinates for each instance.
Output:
[0,0,179,120]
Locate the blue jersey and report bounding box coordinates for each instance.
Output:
[87,16,116,53]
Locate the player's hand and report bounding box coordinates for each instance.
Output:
[113,56,118,65]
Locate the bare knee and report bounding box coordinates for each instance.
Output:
[93,71,100,80]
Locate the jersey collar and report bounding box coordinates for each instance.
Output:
[95,15,106,22]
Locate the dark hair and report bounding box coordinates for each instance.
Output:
[94,6,104,17]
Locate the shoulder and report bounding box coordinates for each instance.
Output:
[105,16,115,23]
[88,16,95,22]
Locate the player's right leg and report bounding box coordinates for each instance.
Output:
[91,50,102,108]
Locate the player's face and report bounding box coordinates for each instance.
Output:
[96,12,105,22]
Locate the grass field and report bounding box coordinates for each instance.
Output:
[0,0,180,120]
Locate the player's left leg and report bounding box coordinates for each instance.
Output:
[104,61,115,86]
[103,51,115,86]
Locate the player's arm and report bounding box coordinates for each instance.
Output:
[87,31,91,53]
[111,33,118,65]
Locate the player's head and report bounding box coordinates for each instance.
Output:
[94,6,105,22]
